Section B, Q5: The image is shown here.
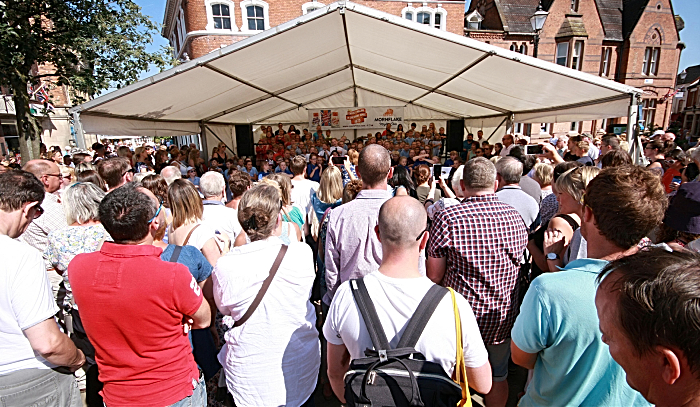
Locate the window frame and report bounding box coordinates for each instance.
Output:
[571,0,579,12]
[571,40,584,70]
[465,9,483,30]
[302,1,325,15]
[600,47,611,76]
[240,0,269,33]
[555,42,569,66]
[642,98,657,127]
[205,0,238,32]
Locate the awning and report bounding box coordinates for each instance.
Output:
[70,0,641,139]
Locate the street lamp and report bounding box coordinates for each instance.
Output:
[530,1,549,58]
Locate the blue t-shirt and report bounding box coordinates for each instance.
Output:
[511,258,651,407]
[404,137,415,144]
[258,171,271,180]
[160,245,212,283]
[275,166,293,175]
[307,163,322,182]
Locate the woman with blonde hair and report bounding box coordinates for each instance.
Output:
[234,177,302,246]
[265,173,304,237]
[530,166,600,276]
[311,165,343,221]
[167,179,227,266]
[214,184,320,407]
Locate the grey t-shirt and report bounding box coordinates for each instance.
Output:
[496,186,539,229]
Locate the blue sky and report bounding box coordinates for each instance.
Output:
[134,0,700,78]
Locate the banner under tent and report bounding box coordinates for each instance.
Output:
[69,0,644,162]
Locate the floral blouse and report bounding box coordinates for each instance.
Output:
[43,224,112,309]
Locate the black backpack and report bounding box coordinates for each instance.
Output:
[344,278,463,407]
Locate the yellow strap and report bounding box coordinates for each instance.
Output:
[450,288,472,407]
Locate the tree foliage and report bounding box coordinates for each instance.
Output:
[0,0,170,160]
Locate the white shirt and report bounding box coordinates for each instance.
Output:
[201,201,242,240]
[213,238,320,407]
[20,192,67,254]
[500,144,515,157]
[0,235,59,374]
[323,271,489,376]
[329,146,347,156]
[291,178,319,216]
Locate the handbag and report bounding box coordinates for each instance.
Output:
[449,287,472,407]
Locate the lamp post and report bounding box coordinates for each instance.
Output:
[530,1,549,58]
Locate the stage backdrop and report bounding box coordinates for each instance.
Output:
[309,106,404,130]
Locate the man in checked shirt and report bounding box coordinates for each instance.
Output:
[427,157,528,407]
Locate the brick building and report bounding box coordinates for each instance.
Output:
[0,64,76,157]
[465,0,683,138]
[671,65,700,140]
[162,0,465,61]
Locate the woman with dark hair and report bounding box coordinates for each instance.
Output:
[655,183,700,250]
[390,165,418,198]
[644,139,667,176]
[494,142,503,156]
[396,123,404,133]
[213,184,320,407]
[662,148,688,193]
[154,150,170,174]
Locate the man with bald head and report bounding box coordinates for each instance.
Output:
[324,144,395,307]
[324,197,493,403]
[21,159,68,298]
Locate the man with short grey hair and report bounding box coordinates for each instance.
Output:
[427,157,528,407]
[495,157,539,230]
[200,171,241,240]
[160,165,182,186]
[324,144,395,306]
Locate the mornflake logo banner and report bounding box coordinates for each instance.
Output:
[309,106,404,129]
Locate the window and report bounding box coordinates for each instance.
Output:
[570,122,577,131]
[556,42,569,66]
[240,0,269,32]
[212,4,232,29]
[302,2,325,15]
[600,47,611,76]
[514,123,523,134]
[417,12,431,25]
[405,12,413,20]
[642,99,656,127]
[434,13,442,29]
[571,41,584,70]
[465,10,483,30]
[510,44,516,52]
[247,6,264,30]
[643,47,660,76]
[519,44,527,55]
[540,123,551,134]
[571,0,579,12]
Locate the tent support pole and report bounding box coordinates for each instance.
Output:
[204,124,236,157]
[199,122,209,161]
[627,95,644,165]
[486,116,509,143]
[72,111,87,150]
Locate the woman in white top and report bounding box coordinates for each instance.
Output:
[167,179,228,266]
[213,184,320,407]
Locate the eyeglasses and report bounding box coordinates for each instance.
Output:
[44,173,63,180]
[122,168,135,177]
[415,227,429,241]
[33,204,44,219]
[148,199,163,224]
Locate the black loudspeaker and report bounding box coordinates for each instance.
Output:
[446,120,464,153]
[235,125,254,157]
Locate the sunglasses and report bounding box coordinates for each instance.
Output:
[33,204,44,219]
[45,173,63,180]
[148,199,164,224]
[122,168,136,177]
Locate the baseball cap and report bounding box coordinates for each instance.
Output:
[549,137,558,145]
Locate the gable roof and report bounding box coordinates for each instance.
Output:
[492,0,540,34]
[595,0,624,41]
[621,0,649,39]
[678,65,700,86]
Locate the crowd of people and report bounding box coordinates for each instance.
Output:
[2,123,700,407]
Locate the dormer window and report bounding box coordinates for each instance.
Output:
[465,10,483,30]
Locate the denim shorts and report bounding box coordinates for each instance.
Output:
[486,340,511,382]
[0,368,81,407]
[167,375,207,407]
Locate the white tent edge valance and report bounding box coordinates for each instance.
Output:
[69,0,644,158]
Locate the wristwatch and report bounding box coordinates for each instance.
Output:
[546,252,560,261]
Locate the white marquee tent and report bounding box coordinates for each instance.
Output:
[70,0,643,156]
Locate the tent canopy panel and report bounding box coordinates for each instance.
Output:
[72,1,641,138]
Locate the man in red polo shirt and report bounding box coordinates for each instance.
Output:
[69,183,211,407]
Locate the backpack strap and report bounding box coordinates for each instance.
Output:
[350,278,391,358]
[169,245,183,263]
[396,284,449,349]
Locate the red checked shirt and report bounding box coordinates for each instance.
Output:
[428,194,528,345]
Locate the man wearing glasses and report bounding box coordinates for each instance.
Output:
[21,159,68,299]
[0,170,85,405]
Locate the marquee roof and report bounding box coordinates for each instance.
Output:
[70,0,641,138]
